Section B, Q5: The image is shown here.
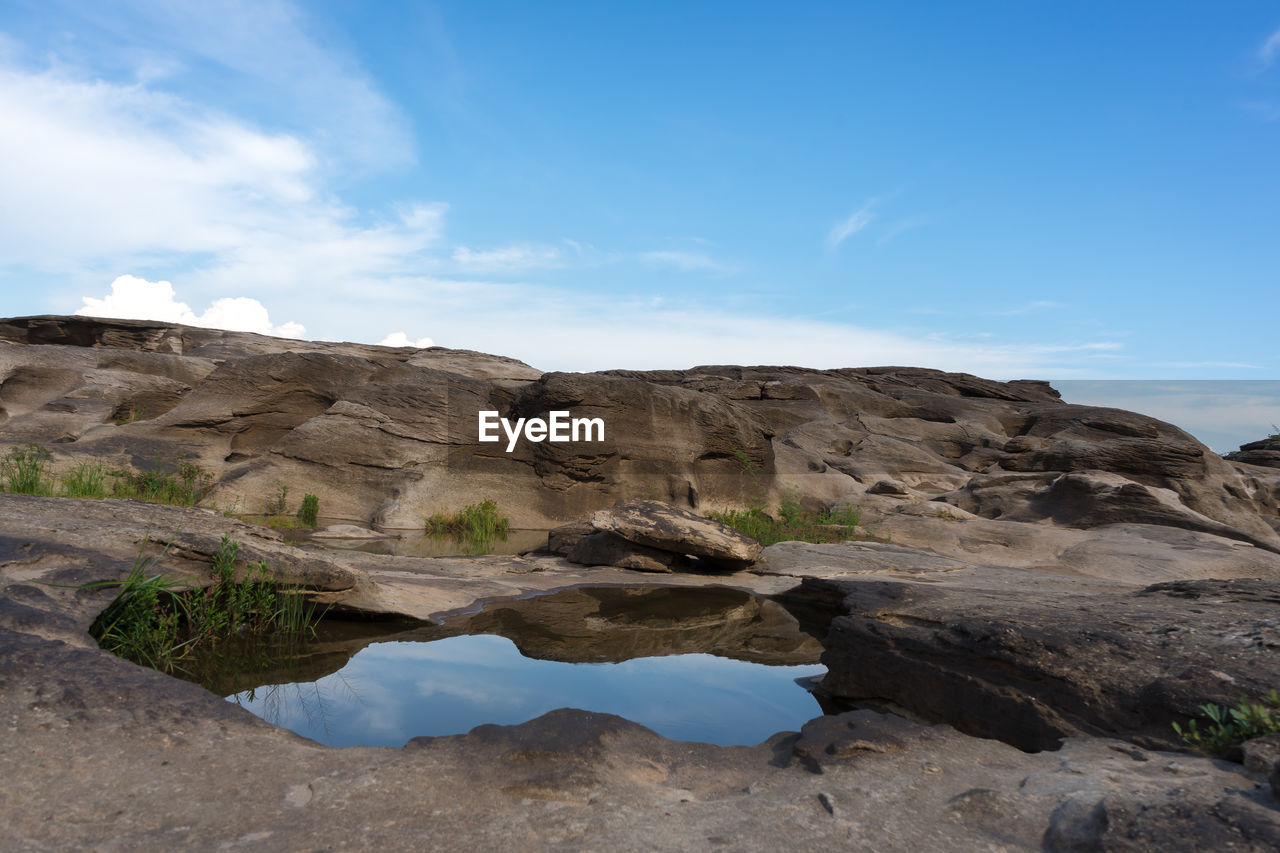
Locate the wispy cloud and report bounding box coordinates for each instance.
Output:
[991,300,1065,317]
[0,52,449,302]
[638,249,733,273]
[876,216,930,246]
[825,199,877,251]
[451,243,562,272]
[1261,26,1280,68]
[1241,101,1280,122]
[54,0,414,169]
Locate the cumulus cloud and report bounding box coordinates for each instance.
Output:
[378,332,435,349]
[76,275,304,337]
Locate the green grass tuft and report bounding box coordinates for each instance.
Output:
[708,502,867,546]
[1,443,53,495]
[88,534,322,673]
[263,483,289,516]
[425,499,510,539]
[60,460,109,498]
[424,499,510,554]
[297,493,319,527]
[110,457,214,506]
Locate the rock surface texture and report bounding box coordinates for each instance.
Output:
[5,314,1279,545]
[2,316,1279,849]
[547,499,764,571]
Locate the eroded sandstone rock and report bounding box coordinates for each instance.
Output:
[813,572,1280,751]
[6,314,1279,553]
[591,499,763,569]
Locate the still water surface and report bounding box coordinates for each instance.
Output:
[229,633,826,747]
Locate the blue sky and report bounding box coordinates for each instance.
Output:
[0,1,1277,376]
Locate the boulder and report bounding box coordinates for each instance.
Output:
[1226,437,1280,470]
[566,531,679,573]
[811,572,1280,751]
[590,499,763,569]
[866,478,910,496]
[545,521,596,555]
[1242,733,1280,776]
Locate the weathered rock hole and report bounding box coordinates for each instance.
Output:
[163,586,840,748]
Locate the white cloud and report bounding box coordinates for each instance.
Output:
[342,276,1125,378]
[451,244,562,272]
[639,250,733,273]
[0,21,1140,382]
[0,42,446,302]
[1261,26,1280,68]
[65,0,413,169]
[826,200,877,251]
[0,63,316,264]
[379,332,435,349]
[991,300,1065,317]
[876,216,930,246]
[76,275,304,337]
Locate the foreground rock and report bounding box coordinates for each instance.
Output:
[0,489,1274,845]
[3,492,1278,848]
[812,571,1280,752]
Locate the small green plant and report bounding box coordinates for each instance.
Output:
[87,534,321,674]
[425,499,510,539]
[1,442,53,495]
[264,483,289,517]
[60,460,108,499]
[87,537,184,670]
[424,500,510,554]
[111,456,214,506]
[1173,691,1280,757]
[708,501,868,547]
[778,487,805,526]
[297,493,319,527]
[821,503,862,527]
[1270,423,1280,440]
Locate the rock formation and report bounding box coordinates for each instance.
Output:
[2,315,1279,849]
[547,499,763,572]
[4,315,1278,549]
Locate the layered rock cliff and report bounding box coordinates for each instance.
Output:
[2,315,1278,552]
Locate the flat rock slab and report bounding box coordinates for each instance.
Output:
[591,499,763,568]
[813,571,1280,752]
[755,540,969,578]
[1,493,1278,848]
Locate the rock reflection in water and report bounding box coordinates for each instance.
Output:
[179,586,828,747]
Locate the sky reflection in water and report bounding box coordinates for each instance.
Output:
[229,634,826,747]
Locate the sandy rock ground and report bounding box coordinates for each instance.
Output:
[2,494,1278,850]
[2,317,1279,848]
